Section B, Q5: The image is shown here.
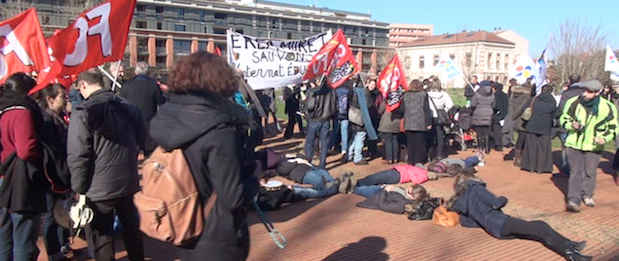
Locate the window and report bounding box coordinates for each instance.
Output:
[136,21,147,29]
[157,22,162,30]
[155,6,164,13]
[419,56,425,69]
[174,40,191,54]
[198,42,207,51]
[199,10,205,18]
[449,53,455,60]
[136,4,146,12]
[434,55,439,66]
[362,39,366,45]
[287,32,292,39]
[236,28,244,34]
[213,27,227,35]
[177,8,184,16]
[365,28,369,34]
[496,54,501,68]
[214,12,227,19]
[174,24,185,31]
[466,52,472,67]
[257,31,264,37]
[487,53,492,68]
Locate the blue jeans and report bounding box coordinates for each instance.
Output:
[559,132,570,174]
[43,193,70,256]
[348,131,367,163]
[329,119,349,153]
[463,156,480,169]
[304,121,331,168]
[0,208,41,260]
[292,169,337,199]
[353,169,400,198]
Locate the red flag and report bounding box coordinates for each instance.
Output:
[303,29,359,88]
[0,9,50,83]
[215,47,222,56]
[31,0,136,94]
[378,54,408,112]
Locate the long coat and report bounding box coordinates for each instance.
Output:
[524,93,556,136]
[509,85,533,132]
[471,86,495,126]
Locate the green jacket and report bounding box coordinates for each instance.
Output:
[559,96,619,151]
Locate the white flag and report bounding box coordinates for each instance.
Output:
[509,54,538,85]
[605,46,619,76]
[434,56,463,82]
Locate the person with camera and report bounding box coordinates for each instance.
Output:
[559,80,619,213]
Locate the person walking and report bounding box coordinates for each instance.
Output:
[283,84,304,139]
[471,81,495,154]
[67,69,146,261]
[560,80,618,213]
[508,84,533,166]
[520,85,557,173]
[556,74,585,175]
[401,80,432,165]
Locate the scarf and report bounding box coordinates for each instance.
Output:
[579,95,600,115]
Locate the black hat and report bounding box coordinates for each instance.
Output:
[52,197,73,229]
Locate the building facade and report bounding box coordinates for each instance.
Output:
[396,30,522,87]
[389,23,433,48]
[24,0,392,73]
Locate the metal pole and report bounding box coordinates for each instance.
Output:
[111,60,122,92]
[96,65,122,89]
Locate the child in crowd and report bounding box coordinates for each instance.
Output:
[427,150,486,174]
[446,172,591,261]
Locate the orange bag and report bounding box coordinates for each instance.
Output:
[432,205,460,227]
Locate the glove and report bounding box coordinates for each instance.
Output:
[465,100,471,108]
[69,194,94,229]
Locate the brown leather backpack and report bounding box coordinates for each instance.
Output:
[134,147,217,246]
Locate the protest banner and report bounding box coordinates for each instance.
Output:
[378,54,408,112]
[303,29,359,88]
[227,30,332,90]
[0,9,50,82]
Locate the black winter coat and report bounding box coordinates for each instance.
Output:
[120,75,166,152]
[524,93,556,136]
[67,90,146,201]
[356,189,415,214]
[451,180,510,239]
[471,86,495,126]
[150,92,259,249]
[493,89,509,121]
[402,91,432,131]
[304,83,336,122]
[509,86,533,132]
[0,152,47,213]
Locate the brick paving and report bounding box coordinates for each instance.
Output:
[37,129,619,261]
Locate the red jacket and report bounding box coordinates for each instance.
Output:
[1,109,39,163]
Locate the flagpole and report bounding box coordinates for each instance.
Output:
[111,60,122,92]
[97,65,122,89]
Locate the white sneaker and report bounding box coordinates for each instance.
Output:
[583,197,595,207]
[478,160,485,167]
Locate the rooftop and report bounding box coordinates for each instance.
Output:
[399,30,515,48]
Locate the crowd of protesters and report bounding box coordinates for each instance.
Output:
[0,48,616,261]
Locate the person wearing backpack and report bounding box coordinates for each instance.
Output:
[67,69,147,261]
[329,82,351,156]
[149,51,260,261]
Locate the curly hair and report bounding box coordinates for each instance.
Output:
[445,171,482,210]
[168,51,238,97]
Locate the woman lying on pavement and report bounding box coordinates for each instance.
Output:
[446,172,591,261]
[263,150,340,199]
[356,184,433,215]
[427,150,485,174]
[339,163,453,196]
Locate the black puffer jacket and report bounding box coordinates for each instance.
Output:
[149,92,259,246]
[67,90,146,201]
[509,85,533,132]
[357,189,415,214]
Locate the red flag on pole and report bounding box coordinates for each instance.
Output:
[215,47,222,56]
[378,54,408,112]
[31,0,136,94]
[303,29,359,88]
[0,9,51,83]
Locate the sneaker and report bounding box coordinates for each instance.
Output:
[583,197,595,207]
[477,160,485,167]
[338,174,350,194]
[614,173,619,186]
[566,201,581,213]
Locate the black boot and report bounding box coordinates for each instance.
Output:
[564,249,592,261]
[569,241,587,252]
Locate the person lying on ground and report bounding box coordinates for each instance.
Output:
[446,172,592,261]
[339,163,453,195]
[427,150,485,174]
[356,184,433,215]
[263,149,340,199]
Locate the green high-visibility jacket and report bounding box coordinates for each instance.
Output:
[559,96,619,151]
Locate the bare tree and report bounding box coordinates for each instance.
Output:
[549,17,610,82]
[0,0,37,21]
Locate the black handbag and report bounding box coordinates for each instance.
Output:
[408,197,441,221]
[429,98,450,126]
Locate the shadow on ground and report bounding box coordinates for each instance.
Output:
[322,236,389,261]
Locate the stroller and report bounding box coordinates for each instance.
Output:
[446,106,477,151]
